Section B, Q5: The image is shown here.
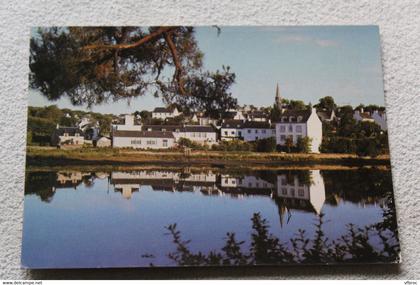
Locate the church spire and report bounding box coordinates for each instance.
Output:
[275,83,282,110]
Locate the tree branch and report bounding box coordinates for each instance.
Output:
[82,27,176,50]
[163,31,186,96]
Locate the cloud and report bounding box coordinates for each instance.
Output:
[273,35,338,48]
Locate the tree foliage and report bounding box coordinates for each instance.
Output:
[30,27,237,116]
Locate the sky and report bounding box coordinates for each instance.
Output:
[29,26,385,114]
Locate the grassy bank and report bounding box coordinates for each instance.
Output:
[26,146,391,167]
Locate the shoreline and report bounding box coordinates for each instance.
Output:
[26,146,391,168]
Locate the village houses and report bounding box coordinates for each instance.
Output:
[151,106,181,120]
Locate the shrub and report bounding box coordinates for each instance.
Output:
[211,140,254,152]
[296,137,312,153]
[177,138,208,150]
[255,137,276,152]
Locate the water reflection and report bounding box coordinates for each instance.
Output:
[22,167,399,267]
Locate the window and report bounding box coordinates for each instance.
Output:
[290,189,295,197]
[224,131,228,136]
[262,130,266,134]
[298,188,304,197]
[131,139,141,144]
[238,131,242,136]
[256,182,259,188]
[147,140,156,145]
[255,129,258,134]
[282,188,287,195]
[288,125,293,132]
[280,135,286,141]
[248,129,251,134]
[297,116,303,122]
[296,125,302,133]
[280,125,286,132]
[163,139,168,147]
[281,178,287,186]
[231,131,235,135]
[272,130,276,134]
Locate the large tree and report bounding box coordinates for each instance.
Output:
[30,26,236,114]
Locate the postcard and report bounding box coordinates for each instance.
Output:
[22,26,400,268]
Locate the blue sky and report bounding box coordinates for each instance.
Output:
[29,26,385,114]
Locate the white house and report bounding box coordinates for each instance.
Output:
[245,110,268,122]
[316,109,337,122]
[242,121,275,142]
[112,130,175,149]
[96,136,111,147]
[141,124,217,144]
[274,108,322,153]
[152,106,181,120]
[353,108,375,123]
[51,126,85,146]
[371,110,387,131]
[275,170,325,215]
[112,114,142,131]
[220,120,244,141]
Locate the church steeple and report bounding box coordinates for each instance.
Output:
[275,83,282,110]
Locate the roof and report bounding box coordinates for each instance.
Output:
[112,130,174,139]
[153,106,176,113]
[142,125,216,133]
[274,109,311,123]
[221,120,244,129]
[54,127,84,136]
[316,110,333,121]
[246,110,268,118]
[243,121,273,129]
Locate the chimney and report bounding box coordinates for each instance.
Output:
[125,114,134,126]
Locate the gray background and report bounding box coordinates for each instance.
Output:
[0,0,419,280]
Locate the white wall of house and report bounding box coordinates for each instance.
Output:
[181,131,217,143]
[306,109,323,153]
[275,123,307,144]
[96,137,111,147]
[151,108,180,120]
[221,127,243,140]
[58,134,85,145]
[113,114,142,131]
[371,110,387,131]
[242,128,275,142]
[275,109,322,153]
[112,136,175,149]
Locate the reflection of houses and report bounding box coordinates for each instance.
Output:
[220,175,275,196]
[275,170,326,217]
[110,171,218,198]
[53,171,92,190]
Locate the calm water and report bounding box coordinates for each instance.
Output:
[22,167,400,268]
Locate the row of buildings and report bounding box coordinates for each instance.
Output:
[51,85,387,153]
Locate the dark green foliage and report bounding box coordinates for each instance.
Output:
[314,96,336,112]
[177,137,208,150]
[211,140,254,152]
[255,137,276,152]
[173,66,237,119]
[164,209,399,266]
[296,137,312,153]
